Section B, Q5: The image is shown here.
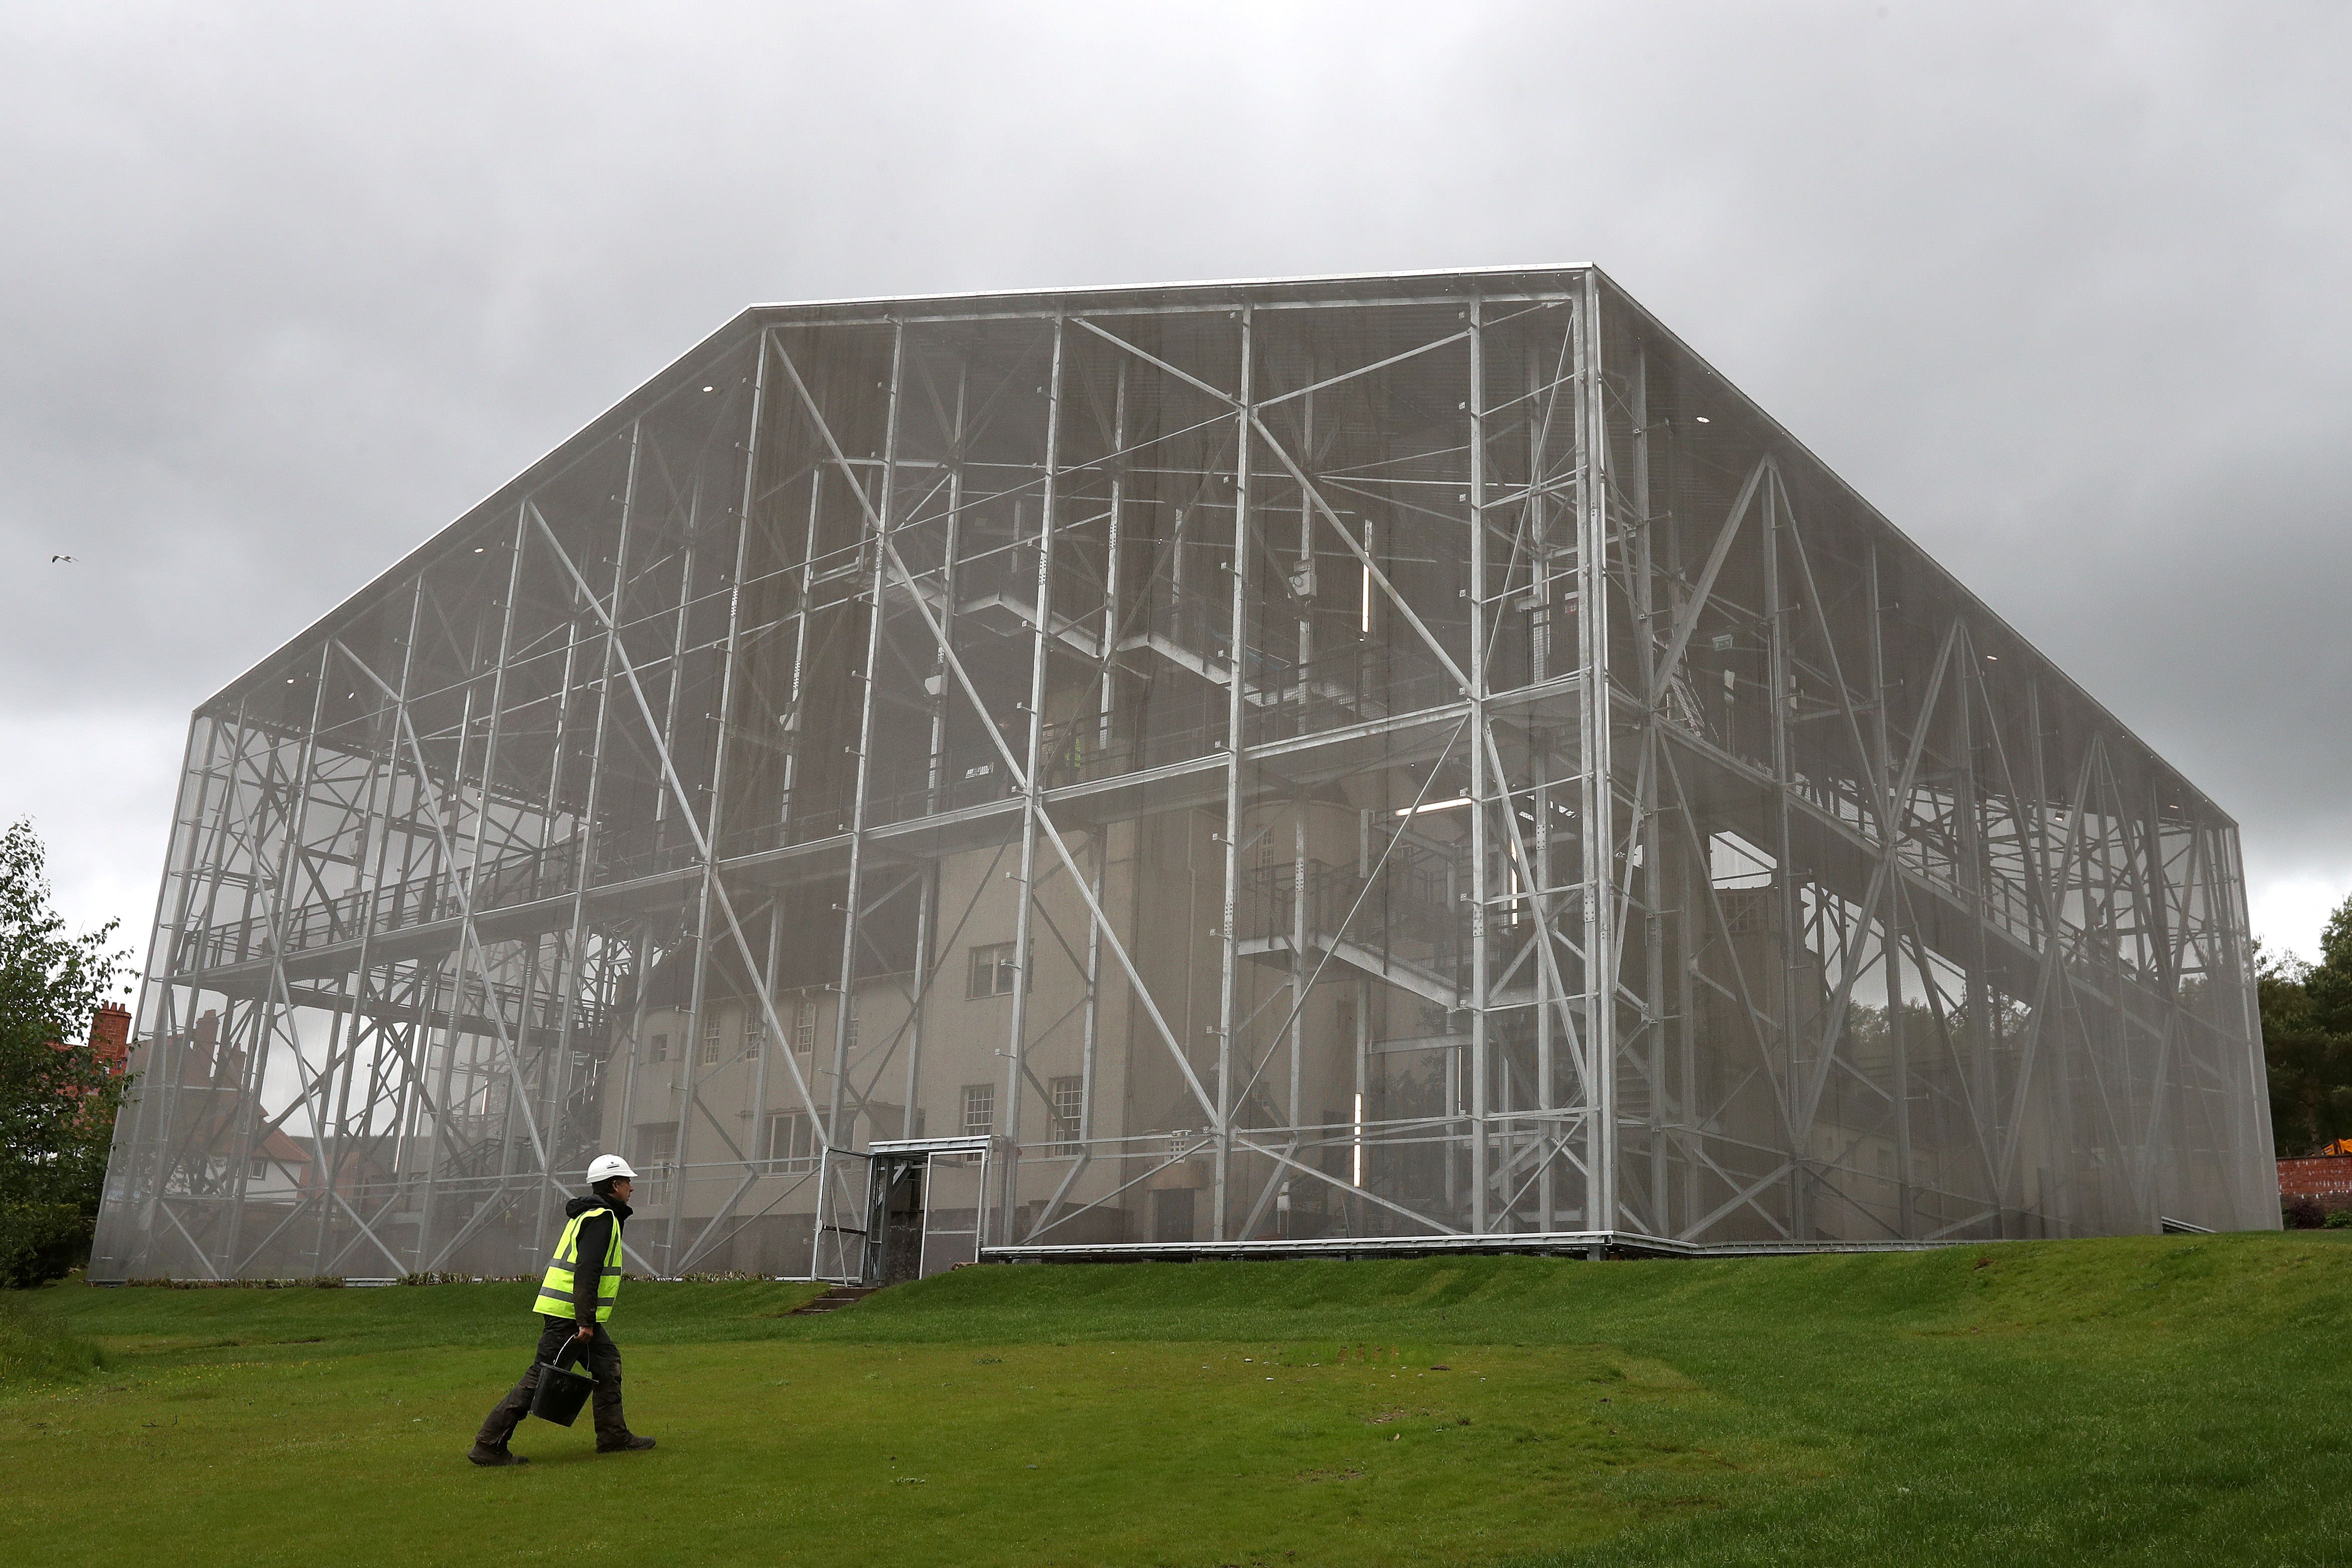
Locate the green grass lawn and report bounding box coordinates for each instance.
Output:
[5,1234,2350,1566]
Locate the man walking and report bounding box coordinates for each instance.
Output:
[469,1154,658,1465]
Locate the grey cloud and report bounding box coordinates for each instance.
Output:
[3,0,2348,955]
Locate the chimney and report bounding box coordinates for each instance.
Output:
[90,1003,132,1071]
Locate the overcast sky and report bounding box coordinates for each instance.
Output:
[4,0,2347,982]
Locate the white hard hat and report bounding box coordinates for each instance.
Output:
[587,1154,638,1184]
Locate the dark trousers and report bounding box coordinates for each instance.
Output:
[476,1316,629,1447]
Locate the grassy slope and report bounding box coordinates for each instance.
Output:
[4,1234,2348,1567]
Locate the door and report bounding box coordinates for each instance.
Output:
[811,1146,873,1283]
[915,1149,989,1276]
[866,1154,928,1286]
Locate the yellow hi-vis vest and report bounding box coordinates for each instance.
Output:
[532,1206,623,1322]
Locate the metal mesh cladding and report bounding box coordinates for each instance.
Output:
[89,267,2276,1284]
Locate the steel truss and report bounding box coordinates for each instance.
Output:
[91,268,2275,1284]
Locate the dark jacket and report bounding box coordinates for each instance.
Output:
[553,1195,631,1327]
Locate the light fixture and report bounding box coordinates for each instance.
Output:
[1986,654,1999,661]
[1395,797,1472,817]
[1694,415,1711,424]
[702,385,714,393]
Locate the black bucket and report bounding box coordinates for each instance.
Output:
[528,1350,596,1427]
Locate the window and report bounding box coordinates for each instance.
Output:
[794,997,816,1054]
[634,1121,678,1174]
[248,1156,267,1180]
[961,1081,995,1139]
[744,1011,763,1060]
[969,942,1019,998]
[649,1031,669,1063]
[701,1013,722,1065]
[762,1111,813,1171]
[1048,1074,1084,1153]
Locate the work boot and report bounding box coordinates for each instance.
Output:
[468,1442,529,1467]
[597,1434,656,1453]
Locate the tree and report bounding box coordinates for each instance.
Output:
[2299,897,2352,1039]
[2258,898,2352,1159]
[0,819,129,1286]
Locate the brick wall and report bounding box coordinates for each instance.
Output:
[2277,1155,2352,1199]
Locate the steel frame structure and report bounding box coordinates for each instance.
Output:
[91,267,2275,1284]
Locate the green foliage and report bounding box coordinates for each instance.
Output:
[0,819,129,1287]
[2305,897,2352,1033]
[2257,916,2352,1156]
[2324,1210,2352,1230]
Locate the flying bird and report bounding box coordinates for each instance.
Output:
[50,554,77,563]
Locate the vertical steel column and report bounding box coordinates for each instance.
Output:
[501,932,551,1208]
[690,345,772,1261]
[1295,376,1315,712]
[1354,809,1371,1225]
[924,366,968,816]
[2024,676,2067,1232]
[903,860,934,1139]
[371,584,431,1259]
[534,489,622,1250]
[752,903,782,1161]
[1212,307,1254,1242]
[1630,347,1668,1236]
[653,477,702,854]
[1576,272,1618,1237]
[1100,360,1126,758]
[2139,771,2180,1231]
[471,509,541,1250]
[1527,347,1558,1234]
[1763,467,1799,1236]
[422,636,485,1263]
[598,427,647,1151]
[1290,796,1307,1145]
[782,464,822,832]
[1003,316,1066,1230]
[661,466,714,1271]
[1867,544,1916,1235]
[1076,359,1125,1173]
[1465,296,1491,1233]
[1951,625,1996,1231]
[406,570,472,1270]
[2222,823,2269,1180]
[1078,832,1103,1152]
[829,321,908,1156]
